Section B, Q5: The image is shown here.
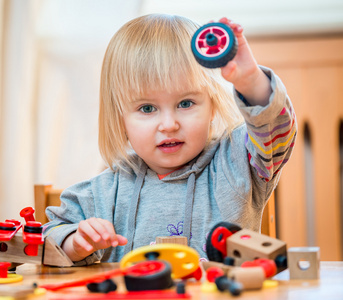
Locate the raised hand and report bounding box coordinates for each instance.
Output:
[219,17,271,105]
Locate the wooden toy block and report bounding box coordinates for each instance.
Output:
[202,261,265,290]
[226,228,287,266]
[0,231,43,265]
[287,247,320,280]
[228,267,265,290]
[156,236,187,245]
[43,235,73,266]
[0,231,72,266]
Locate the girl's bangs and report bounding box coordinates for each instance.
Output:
[111,15,217,106]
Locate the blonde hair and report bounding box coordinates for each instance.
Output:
[99,14,244,170]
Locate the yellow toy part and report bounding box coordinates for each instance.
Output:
[120,243,199,279]
[201,281,218,293]
[0,274,23,284]
[263,279,279,288]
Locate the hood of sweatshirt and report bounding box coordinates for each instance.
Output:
[123,138,221,254]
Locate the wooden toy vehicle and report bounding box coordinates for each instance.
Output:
[0,207,72,271]
[206,222,288,273]
[191,22,237,68]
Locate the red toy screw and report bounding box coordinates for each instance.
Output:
[206,267,225,283]
[210,226,234,257]
[4,219,21,226]
[0,222,15,230]
[23,221,43,256]
[181,266,203,281]
[241,258,277,278]
[20,207,36,223]
[0,262,11,278]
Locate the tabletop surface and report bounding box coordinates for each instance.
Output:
[2,261,343,299]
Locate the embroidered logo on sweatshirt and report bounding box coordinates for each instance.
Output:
[167,221,192,239]
[149,221,192,246]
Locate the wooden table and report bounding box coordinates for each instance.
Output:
[3,261,343,299]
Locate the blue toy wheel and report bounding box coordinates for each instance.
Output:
[191,22,237,69]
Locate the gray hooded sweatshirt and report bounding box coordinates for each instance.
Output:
[44,67,297,265]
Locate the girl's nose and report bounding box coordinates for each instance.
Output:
[158,112,180,132]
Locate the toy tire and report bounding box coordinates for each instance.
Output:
[191,22,237,69]
[87,279,117,293]
[206,222,241,262]
[124,260,173,291]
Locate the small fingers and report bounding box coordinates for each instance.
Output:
[73,231,94,253]
[78,219,102,244]
[116,234,128,246]
[79,218,126,248]
[221,61,237,76]
[95,218,122,247]
[219,17,243,34]
[88,218,113,241]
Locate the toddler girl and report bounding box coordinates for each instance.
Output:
[44,14,296,265]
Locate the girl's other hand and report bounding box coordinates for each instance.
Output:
[63,218,127,262]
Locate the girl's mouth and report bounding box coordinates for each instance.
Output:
[159,141,181,147]
[157,141,184,153]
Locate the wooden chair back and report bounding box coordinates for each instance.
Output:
[34,184,63,224]
[34,184,276,237]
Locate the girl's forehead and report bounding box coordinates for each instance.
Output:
[129,72,209,101]
[132,83,208,102]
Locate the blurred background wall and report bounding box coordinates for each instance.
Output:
[1,0,343,260]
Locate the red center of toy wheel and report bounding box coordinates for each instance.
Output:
[195,26,230,57]
[126,261,165,277]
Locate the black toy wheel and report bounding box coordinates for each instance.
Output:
[191,22,237,69]
[124,260,173,291]
[87,279,117,293]
[206,222,241,262]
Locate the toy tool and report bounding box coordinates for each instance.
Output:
[0,207,72,268]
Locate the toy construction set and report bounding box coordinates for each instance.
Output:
[0,206,320,299]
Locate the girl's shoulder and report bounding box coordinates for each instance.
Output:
[218,123,247,147]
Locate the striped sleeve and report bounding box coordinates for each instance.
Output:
[235,66,297,182]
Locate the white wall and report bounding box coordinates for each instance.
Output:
[140,0,343,36]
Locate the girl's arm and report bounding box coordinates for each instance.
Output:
[220,18,297,183]
[44,173,126,264]
[220,17,271,106]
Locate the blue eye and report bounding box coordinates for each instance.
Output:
[178,100,194,109]
[139,105,156,113]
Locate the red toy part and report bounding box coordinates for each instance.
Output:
[181,266,202,281]
[210,226,234,257]
[0,221,22,241]
[241,258,277,278]
[41,260,167,291]
[51,290,191,299]
[206,267,224,283]
[5,219,21,226]
[0,262,11,278]
[20,207,36,223]
[125,260,165,277]
[22,221,44,256]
